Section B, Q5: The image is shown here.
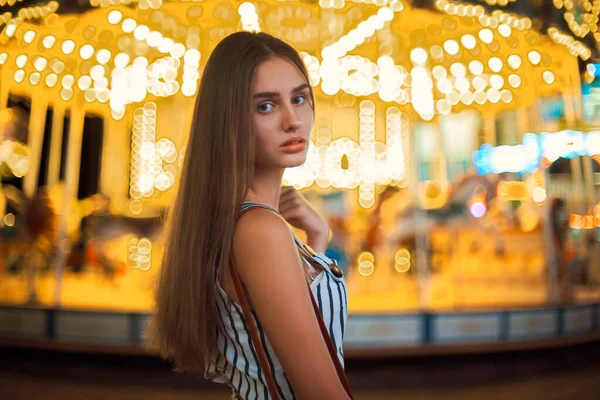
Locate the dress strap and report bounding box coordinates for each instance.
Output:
[240,201,280,216]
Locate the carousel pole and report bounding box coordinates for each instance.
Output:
[0,63,11,230]
[47,104,65,187]
[22,91,48,198]
[411,122,431,310]
[52,92,86,308]
[24,90,49,306]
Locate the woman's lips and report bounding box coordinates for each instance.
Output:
[280,140,306,153]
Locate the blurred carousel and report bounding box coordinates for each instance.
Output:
[1,0,600,357]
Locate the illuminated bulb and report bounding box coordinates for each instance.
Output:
[16,54,28,68]
[90,65,105,80]
[107,10,122,25]
[500,89,513,104]
[134,25,150,41]
[479,28,494,44]
[532,187,547,203]
[147,31,162,47]
[508,74,522,88]
[13,70,25,83]
[461,34,476,49]
[432,65,447,79]
[33,57,47,71]
[450,62,466,78]
[490,74,504,89]
[28,72,40,85]
[61,74,74,88]
[527,50,541,65]
[473,76,486,91]
[507,54,522,70]
[488,56,503,73]
[114,53,129,69]
[469,60,484,75]
[42,35,56,49]
[410,48,428,65]
[96,49,111,65]
[470,202,486,218]
[77,75,92,90]
[498,23,512,37]
[60,87,73,101]
[430,45,444,60]
[23,30,36,44]
[45,73,58,87]
[542,70,555,84]
[79,44,94,60]
[0,53,7,65]
[61,40,75,55]
[443,39,459,55]
[455,77,470,93]
[122,18,137,33]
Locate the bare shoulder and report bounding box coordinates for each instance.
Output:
[233,207,294,252]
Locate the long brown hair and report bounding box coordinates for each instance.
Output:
[148,32,314,372]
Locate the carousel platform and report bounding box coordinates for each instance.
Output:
[1,301,599,358]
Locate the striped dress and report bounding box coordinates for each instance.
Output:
[204,201,349,399]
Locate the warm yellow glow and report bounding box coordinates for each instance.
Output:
[3,213,15,227]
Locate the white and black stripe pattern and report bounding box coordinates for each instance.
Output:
[204,202,348,399]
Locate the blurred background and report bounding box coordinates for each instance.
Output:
[2,0,600,398]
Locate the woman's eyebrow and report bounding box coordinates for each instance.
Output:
[253,83,310,99]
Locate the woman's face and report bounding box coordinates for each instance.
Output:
[251,56,314,170]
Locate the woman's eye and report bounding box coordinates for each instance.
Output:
[292,95,305,105]
[257,103,273,112]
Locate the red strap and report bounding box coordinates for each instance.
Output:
[228,206,353,399]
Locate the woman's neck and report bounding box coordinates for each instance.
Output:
[246,167,284,211]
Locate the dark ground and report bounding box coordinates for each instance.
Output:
[2,341,600,400]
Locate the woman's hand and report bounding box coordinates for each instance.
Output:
[279,186,329,253]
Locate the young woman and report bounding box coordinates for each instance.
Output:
[149,32,351,399]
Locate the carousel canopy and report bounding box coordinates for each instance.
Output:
[0,0,593,121]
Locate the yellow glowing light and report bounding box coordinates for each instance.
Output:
[107,10,122,25]
[79,44,94,60]
[61,74,74,88]
[29,72,41,85]
[430,45,444,60]
[395,248,411,273]
[479,28,494,43]
[450,62,466,78]
[15,54,27,68]
[60,87,73,101]
[23,30,36,43]
[122,18,137,33]
[542,70,556,84]
[45,73,58,87]
[77,75,92,90]
[473,76,486,91]
[410,47,428,65]
[96,49,111,64]
[490,74,504,89]
[3,213,15,227]
[488,56,503,72]
[443,39,459,55]
[507,54,522,70]
[527,50,541,65]
[13,70,25,83]
[508,73,522,88]
[498,23,512,37]
[532,187,547,203]
[61,40,75,55]
[0,53,7,65]
[461,34,476,49]
[469,60,484,75]
[42,35,56,49]
[500,89,513,103]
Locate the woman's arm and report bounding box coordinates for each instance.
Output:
[233,208,350,400]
